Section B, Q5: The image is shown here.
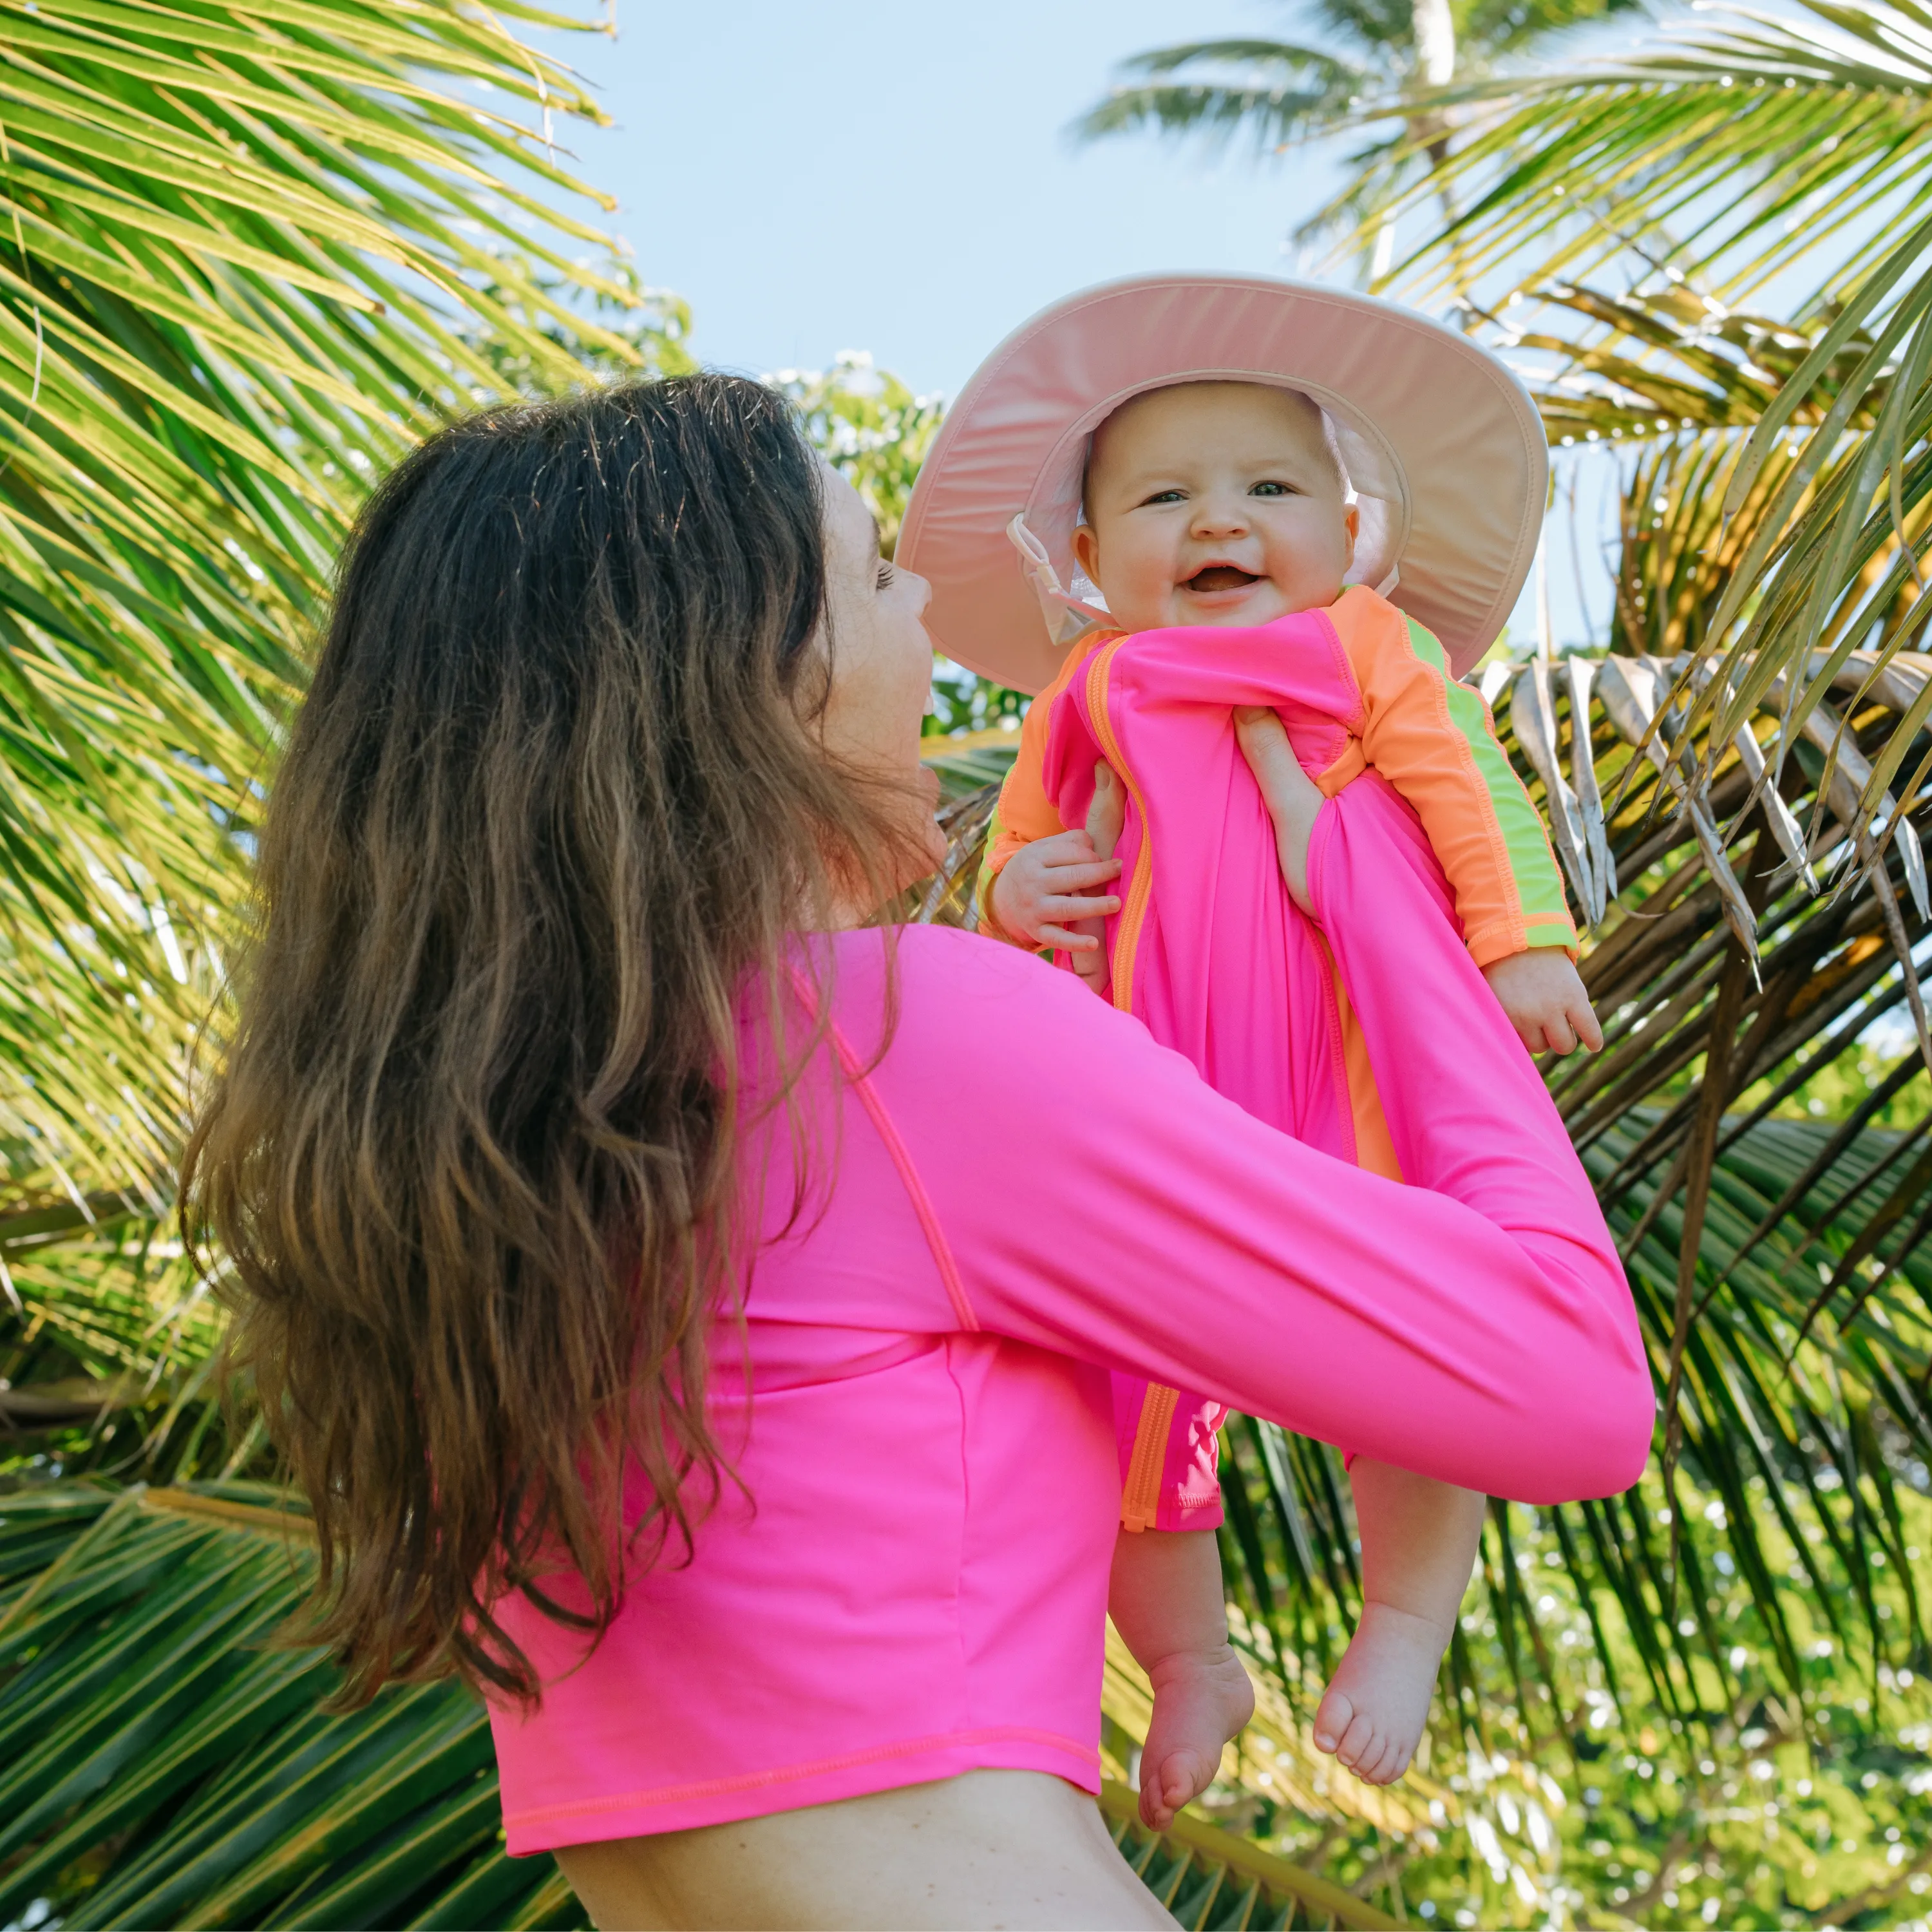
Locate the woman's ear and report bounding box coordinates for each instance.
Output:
[1071,523,1103,589]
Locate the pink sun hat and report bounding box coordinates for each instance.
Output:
[896,273,1548,693]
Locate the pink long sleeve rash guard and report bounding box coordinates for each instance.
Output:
[486,777,1652,1854]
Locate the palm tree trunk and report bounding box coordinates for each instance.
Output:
[1408,0,1467,298]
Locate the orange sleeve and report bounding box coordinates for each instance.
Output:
[973,643,1100,943]
[1322,587,1577,968]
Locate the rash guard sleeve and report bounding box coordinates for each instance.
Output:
[1320,589,1577,968]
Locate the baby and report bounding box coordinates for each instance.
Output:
[981,381,1602,1828]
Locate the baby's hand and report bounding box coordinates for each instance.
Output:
[989,814,1122,956]
[1482,948,1603,1056]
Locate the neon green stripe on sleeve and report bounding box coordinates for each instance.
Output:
[1404,618,1573,940]
[972,802,1007,924]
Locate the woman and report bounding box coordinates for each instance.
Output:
[185,376,1650,1929]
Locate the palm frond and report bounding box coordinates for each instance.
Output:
[1073,56,1364,155]
[0,0,637,1219]
[1358,0,1932,305]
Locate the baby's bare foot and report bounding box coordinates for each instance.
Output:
[1138,1644,1255,1831]
[1312,1602,1452,1786]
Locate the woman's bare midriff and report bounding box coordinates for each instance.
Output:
[552,1768,1177,1931]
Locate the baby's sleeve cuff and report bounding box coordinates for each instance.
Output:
[1464,916,1580,970]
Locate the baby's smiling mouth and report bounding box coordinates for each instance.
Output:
[1183,565,1261,593]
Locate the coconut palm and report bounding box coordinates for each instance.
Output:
[1072,0,1647,272]
[1341,0,1932,785]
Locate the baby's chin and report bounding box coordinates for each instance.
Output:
[1157,583,1299,630]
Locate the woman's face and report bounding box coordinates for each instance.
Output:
[815,459,945,884]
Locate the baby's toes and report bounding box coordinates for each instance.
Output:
[1312,1687,1355,1756]
[1139,1749,1204,1830]
[1162,1748,1213,1812]
[1333,1708,1381,1774]
[1370,1729,1421,1786]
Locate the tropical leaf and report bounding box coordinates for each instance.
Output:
[1356,0,1932,307]
[1073,0,1649,268]
[0,0,641,1229]
[1344,7,1932,845]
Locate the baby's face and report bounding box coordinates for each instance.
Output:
[1070,383,1359,634]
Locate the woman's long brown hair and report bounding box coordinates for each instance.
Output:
[182,376,918,1706]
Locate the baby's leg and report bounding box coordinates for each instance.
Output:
[1314,1462,1484,1785]
[1108,1527,1255,1830]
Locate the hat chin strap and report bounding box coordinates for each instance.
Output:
[1008,515,1112,649]
[1010,513,1403,639]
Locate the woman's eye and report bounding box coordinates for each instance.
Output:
[876,562,895,591]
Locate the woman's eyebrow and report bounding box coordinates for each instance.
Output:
[871,515,885,556]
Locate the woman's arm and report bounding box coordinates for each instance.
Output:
[889,796,1649,1506]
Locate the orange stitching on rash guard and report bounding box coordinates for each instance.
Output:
[1084,639,1155,1015]
[786,966,980,1333]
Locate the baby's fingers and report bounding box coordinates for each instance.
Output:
[1041,856,1122,895]
[1034,923,1103,953]
[1534,1012,1578,1056]
[1571,999,1605,1053]
[1040,891,1122,925]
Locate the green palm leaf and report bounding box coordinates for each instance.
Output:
[0,0,641,1229]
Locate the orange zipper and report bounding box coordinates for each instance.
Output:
[1121,1384,1179,1533]
[1084,641,1153,1015]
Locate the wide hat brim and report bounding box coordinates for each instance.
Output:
[896,274,1548,692]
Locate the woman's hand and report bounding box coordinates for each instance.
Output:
[1234,706,1323,914]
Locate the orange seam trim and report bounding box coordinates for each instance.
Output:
[1084,640,1153,1014]
[1311,927,1359,1169]
[1122,1382,1180,1531]
[504,1725,1098,1827]
[1314,601,1370,736]
[785,967,980,1334]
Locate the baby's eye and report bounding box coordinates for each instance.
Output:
[1139,489,1187,507]
[1250,480,1296,498]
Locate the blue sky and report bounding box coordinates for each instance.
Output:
[535,0,1349,395]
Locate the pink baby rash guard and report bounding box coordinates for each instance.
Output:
[486,777,1651,1854]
